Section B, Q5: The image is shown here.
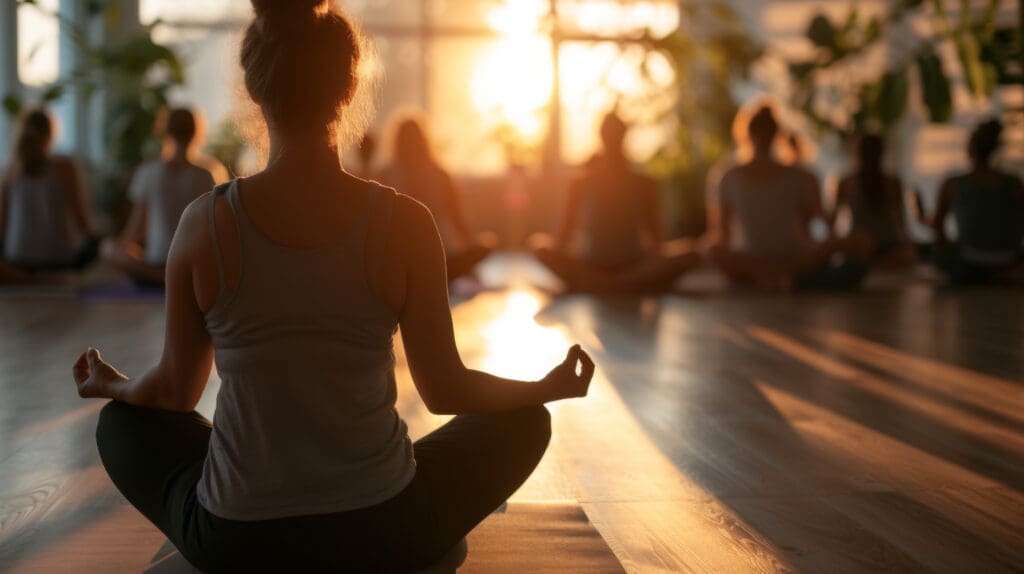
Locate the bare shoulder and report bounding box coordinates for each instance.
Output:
[393,191,439,236]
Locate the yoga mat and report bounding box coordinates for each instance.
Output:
[78,279,165,301]
[142,501,623,573]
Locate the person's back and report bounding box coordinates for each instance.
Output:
[577,161,652,268]
[719,163,808,257]
[3,159,81,267]
[130,160,216,265]
[846,173,904,248]
[199,177,413,520]
[951,171,1023,263]
[73,3,594,571]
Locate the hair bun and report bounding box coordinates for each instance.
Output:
[251,0,327,20]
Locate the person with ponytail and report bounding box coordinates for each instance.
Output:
[0,109,97,281]
[927,119,1024,284]
[830,133,917,268]
[708,103,870,289]
[71,1,594,571]
[102,107,226,286]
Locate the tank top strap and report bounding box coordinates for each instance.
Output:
[208,180,237,295]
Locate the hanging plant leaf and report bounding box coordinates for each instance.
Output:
[788,61,817,83]
[807,14,839,53]
[916,49,952,122]
[3,94,23,118]
[876,68,909,128]
[954,32,993,98]
[41,85,65,102]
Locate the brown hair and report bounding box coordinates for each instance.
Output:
[241,0,362,141]
[12,109,54,178]
[161,107,198,146]
[968,118,1002,165]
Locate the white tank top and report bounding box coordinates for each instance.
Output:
[3,162,81,266]
[197,179,415,521]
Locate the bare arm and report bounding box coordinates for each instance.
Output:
[889,176,910,239]
[396,198,592,414]
[73,201,215,412]
[556,181,583,252]
[829,177,851,231]
[642,178,663,249]
[932,178,956,244]
[121,200,148,243]
[439,171,475,246]
[708,172,732,246]
[0,170,9,241]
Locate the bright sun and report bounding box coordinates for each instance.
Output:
[470,0,679,161]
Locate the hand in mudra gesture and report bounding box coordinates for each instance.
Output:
[541,344,595,400]
[73,348,128,399]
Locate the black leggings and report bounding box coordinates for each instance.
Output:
[95,401,551,573]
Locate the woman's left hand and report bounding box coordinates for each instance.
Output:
[72,348,129,399]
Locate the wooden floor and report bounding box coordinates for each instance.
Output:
[1,255,1023,572]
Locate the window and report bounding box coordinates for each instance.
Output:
[17,0,59,87]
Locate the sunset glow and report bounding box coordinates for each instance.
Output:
[470,0,679,161]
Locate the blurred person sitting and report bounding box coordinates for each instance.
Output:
[102,107,227,286]
[830,133,917,269]
[708,104,868,289]
[531,112,699,293]
[927,119,1024,284]
[0,108,97,283]
[378,115,496,280]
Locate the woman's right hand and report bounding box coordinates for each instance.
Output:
[540,344,595,401]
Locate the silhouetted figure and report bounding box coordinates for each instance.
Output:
[353,131,377,180]
[531,112,699,293]
[102,107,224,286]
[0,108,97,284]
[378,116,496,280]
[928,119,1024,284]
[831,133,916,268]
[72,1,593,571]
[708,104,868,289]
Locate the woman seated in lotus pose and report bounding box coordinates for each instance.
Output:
[831,133,917,269]
[927,119,1024,284]
[531,112,700,293]
[71,2,594,571]
[378,115,496,281]
[708,104,868,289]
[0,109,97,283]
[102,107,226,285]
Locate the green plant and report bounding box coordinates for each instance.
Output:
[5,0,186,225]
[645,2,762,235]
[785,0,1022,137]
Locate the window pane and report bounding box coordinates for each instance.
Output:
[17,0,59,87]
[140,0,246,26]
[348,0,423,31]
[429,35,553,176]
[559,40,676,165]
[556,0,679,39]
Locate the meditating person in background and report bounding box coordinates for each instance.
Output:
[101,107,225,285]
[927,119,1024,284]
[708,104,868,289]
[831,133,917,269]
[378,115,496,280]
[71,1,593,572]
[0,108,97,284]
[531,112,699,293]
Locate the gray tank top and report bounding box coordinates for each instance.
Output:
[3,162,81,266]
[720,166,807,257]
[197,179,415,521]
[952,173,1023,265]
[128,160,215,265]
